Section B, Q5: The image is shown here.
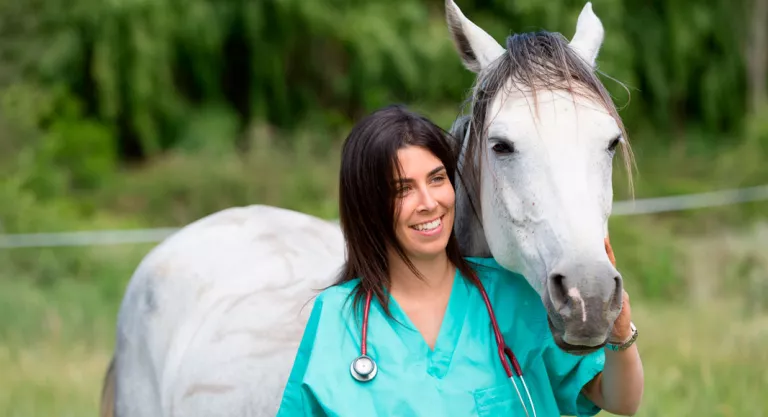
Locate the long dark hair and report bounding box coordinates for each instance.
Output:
[333,104,480,318]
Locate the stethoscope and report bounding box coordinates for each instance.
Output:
[349,280,538,417]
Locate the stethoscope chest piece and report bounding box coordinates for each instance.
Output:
[350,355,377,382]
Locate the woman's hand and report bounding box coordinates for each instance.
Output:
[604,236,633,343]
[582,236,644,416]
[609,290,633,343]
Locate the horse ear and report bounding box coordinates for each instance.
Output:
[445,0,505,73]
[569,2,604,67]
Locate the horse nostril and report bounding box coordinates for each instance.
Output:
[548,273,569,310]
[612,275,624,310]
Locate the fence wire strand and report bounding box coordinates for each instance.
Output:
[2,185,767,249]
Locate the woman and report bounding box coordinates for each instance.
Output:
[276,105,644,416]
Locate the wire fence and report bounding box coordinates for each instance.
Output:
[1,184,767,249]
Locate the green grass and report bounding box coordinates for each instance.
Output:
[0,248,147,417]
[631,299,768,416]
[1,276,766,416]
[0,328,112,417]
[1,219,766,416]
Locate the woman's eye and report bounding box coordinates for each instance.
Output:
[431,175,446,183]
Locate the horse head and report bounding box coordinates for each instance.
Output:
[446,0,634,354]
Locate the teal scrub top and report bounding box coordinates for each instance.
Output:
[276,257,605,416]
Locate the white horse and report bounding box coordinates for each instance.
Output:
[101,1,634,416]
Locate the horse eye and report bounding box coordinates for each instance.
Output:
[491,141,515,155]
[607,137,621,152]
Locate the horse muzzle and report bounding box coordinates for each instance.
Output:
[542,258,624,354]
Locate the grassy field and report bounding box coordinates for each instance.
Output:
[1,267,766,416]
[0,245,151,417]
[2,221,767,417]
[1,123,767,416]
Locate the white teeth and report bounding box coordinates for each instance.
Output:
[413,217,441,232]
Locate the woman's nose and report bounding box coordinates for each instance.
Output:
[418,188,439,211]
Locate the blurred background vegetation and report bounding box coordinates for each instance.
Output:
[0,0,766,415]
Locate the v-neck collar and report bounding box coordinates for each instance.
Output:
[386,268,470,379]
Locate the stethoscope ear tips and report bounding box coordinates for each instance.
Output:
[350,355,378,382]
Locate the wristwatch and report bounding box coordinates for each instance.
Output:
[606,321,638,352]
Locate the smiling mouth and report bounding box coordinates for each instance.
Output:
[410,215,443,232]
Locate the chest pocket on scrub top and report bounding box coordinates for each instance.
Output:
[472,380,524,416]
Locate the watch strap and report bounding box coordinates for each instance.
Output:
[606,322,638,351]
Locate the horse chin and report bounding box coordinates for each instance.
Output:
[546,316,607,356]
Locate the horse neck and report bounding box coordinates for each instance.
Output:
[452,115,491,258]
[454,180,490,257]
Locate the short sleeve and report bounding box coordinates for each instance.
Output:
[275,293,329,417]
[542,339,605,417]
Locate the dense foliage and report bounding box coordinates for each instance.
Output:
[0,0,765,234]
[0,0,760,162]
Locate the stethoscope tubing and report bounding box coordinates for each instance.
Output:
[351,278,537,417]
[361,290,372,356]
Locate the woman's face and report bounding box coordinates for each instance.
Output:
[392,145,456,261]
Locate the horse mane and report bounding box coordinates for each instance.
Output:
[448,113,488,256]
[449,30,634,256]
